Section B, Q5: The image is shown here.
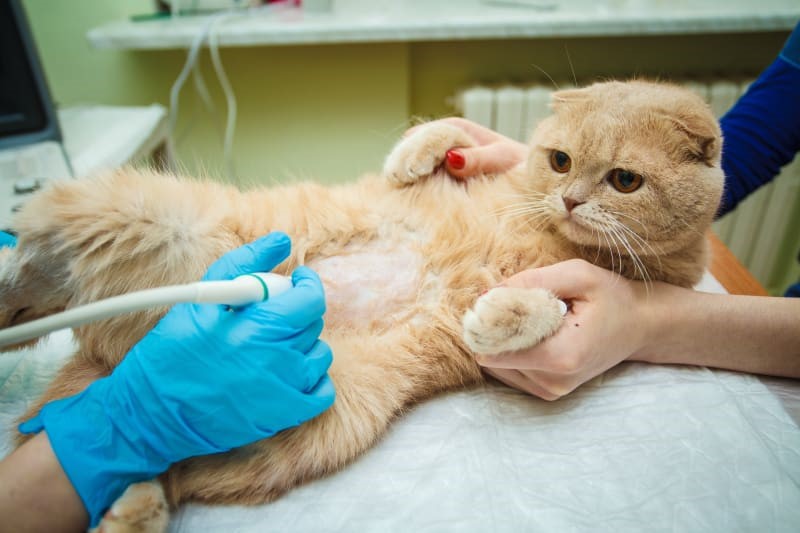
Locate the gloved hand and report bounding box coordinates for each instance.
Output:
[19,232,335,526]
[0,231,16,248]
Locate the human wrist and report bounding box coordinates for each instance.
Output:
[19,378,171,526]
[0,432,89,531]
[627,281,692,365]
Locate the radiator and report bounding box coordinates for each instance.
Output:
[453,82,800,294]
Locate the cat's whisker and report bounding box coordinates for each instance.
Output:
[605,216,652,253]
[492,198,554,231]
[494,199,548,211]
[610,231,626,279]
[601,229,625,290]
[604,225,644,290]
[600,211,660,257]
[564,45,578,87]
[604,225,627,273]
[610,228,643,284]
[493,203,551,218]
[494,209,541,223]
[612,221,663,276]
[604,214,663,274]
[496,208,551,220]
[597,224,617,275]
[590,224,603,264]
[583,215,635,281]
[578,217,605,265]
[532,214,553,233]
[606,223,654,290]
[478,203,550,227]
[529,63,561,91]
[625,243,656,287]
[606,210,650,238]
[494,190,548,204]
[516,210,552,233]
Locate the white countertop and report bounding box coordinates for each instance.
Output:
[88,0,800,50]
[59,105,168,176]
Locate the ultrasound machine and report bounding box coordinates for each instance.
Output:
[0,0,74,234]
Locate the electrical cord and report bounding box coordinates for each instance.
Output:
[167,2,292,183]
[0,272,292,348]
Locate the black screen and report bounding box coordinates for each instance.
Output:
[0,0,59,146]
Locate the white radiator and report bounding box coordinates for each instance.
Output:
[453,82,800,294]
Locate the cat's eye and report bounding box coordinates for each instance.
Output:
[549,150,571,173]
[608,169,643,193]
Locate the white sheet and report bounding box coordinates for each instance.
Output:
[2,274,799,532]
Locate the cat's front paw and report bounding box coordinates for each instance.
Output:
[92,481,169,533]
[383,122,476,185]
[463,287,564,355]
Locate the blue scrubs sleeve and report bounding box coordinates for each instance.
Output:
[717,22,800,217]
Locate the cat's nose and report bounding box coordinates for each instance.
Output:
[562,196,585,213]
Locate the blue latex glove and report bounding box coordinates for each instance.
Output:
[0,231,16,248]
[19,232,335,526]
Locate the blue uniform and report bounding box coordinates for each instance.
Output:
[718,22,800,296]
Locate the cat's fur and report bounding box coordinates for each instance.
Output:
[0,80,723,532]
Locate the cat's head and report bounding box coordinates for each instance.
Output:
[524,80,724,273]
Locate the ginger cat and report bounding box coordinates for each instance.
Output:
[0,80,723,532]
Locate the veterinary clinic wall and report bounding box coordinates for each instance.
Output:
[21,2,791,186]
[20,0,410,186]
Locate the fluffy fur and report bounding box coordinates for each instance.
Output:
[0,80,723,532]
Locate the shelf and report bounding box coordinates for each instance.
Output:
[87,0,800,50]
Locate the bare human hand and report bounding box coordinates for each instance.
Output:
[475,259,649,400]
[404,117,528,179]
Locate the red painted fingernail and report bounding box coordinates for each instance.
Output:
[446,149,465,170]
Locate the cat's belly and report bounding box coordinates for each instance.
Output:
[307,242,429,332]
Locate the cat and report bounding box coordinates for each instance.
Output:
[0,79,723,532]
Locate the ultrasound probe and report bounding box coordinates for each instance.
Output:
[0,273,293,348]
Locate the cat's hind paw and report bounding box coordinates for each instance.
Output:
[92,481,169,533]
[463,287,564,355]
[383,122,476,185]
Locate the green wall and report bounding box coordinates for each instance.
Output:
[21,1,788,186]
[21,0,410,185]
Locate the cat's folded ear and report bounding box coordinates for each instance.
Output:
[664,111,722,167]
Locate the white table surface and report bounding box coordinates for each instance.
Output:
[59,104,168,177]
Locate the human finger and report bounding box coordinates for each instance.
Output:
[404,117,499,144]
[445,142,527,179]
[473,312,587,372]
[482,367,561,401]
[203,232,291,281]
[301,340,334,393]
[254,266,327,329]
[500,259,605,298]
[434,117,510,145]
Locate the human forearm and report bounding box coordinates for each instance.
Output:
[633,285,800,377]
[0,432,88,532]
